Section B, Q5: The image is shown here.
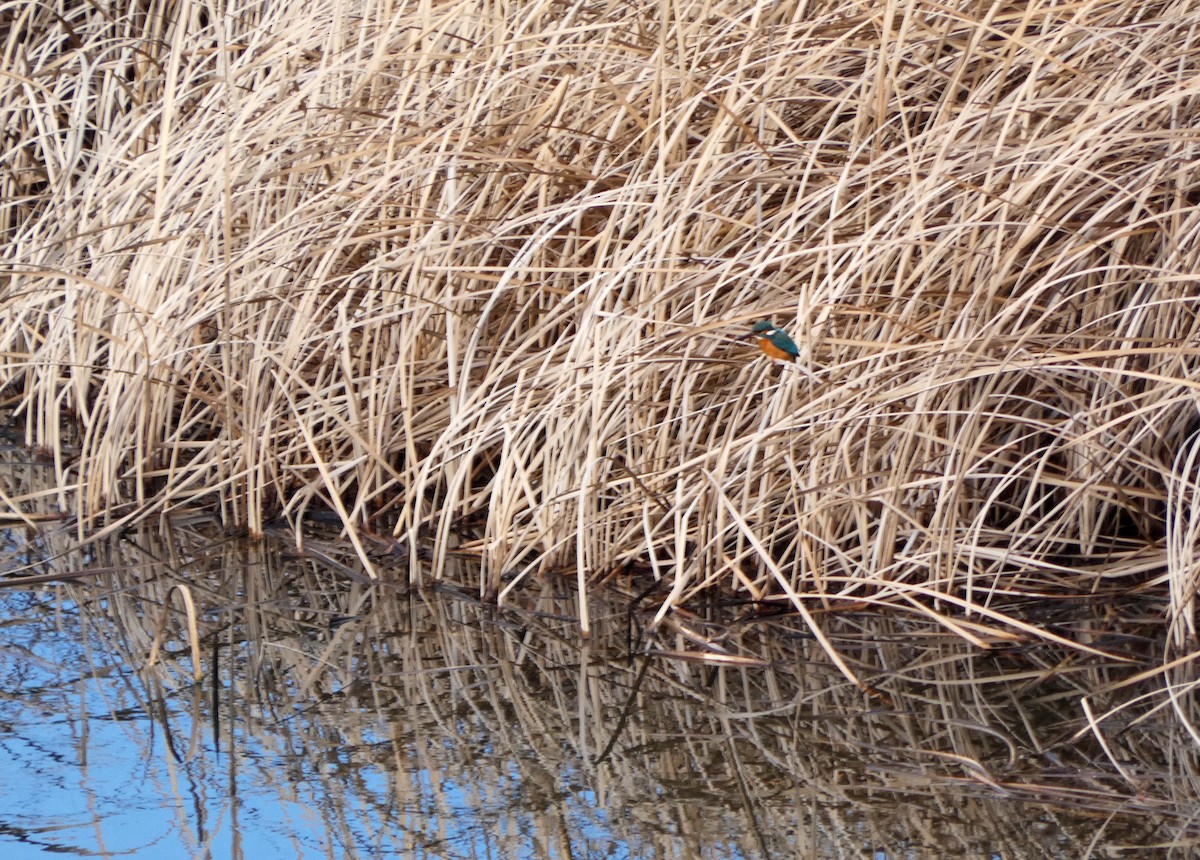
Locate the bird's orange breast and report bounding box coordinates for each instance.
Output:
[756,338,796,361]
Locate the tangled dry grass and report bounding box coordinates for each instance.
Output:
[5,0,1200,650]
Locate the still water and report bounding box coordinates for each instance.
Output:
[0,518,1194,859]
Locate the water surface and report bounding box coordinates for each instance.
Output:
[0,518,1195,858]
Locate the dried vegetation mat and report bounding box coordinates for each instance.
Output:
[5,0,1200,673]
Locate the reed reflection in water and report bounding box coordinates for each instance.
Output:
[0,518,1195,858]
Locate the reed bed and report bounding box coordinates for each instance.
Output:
[5,0,1200,652]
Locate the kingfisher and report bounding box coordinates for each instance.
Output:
[748,320,800,362]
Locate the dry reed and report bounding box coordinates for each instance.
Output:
[5,0,1200,648]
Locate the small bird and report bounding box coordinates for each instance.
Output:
[748,320,800,362]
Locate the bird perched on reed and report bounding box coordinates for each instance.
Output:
[748,320,799,362]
